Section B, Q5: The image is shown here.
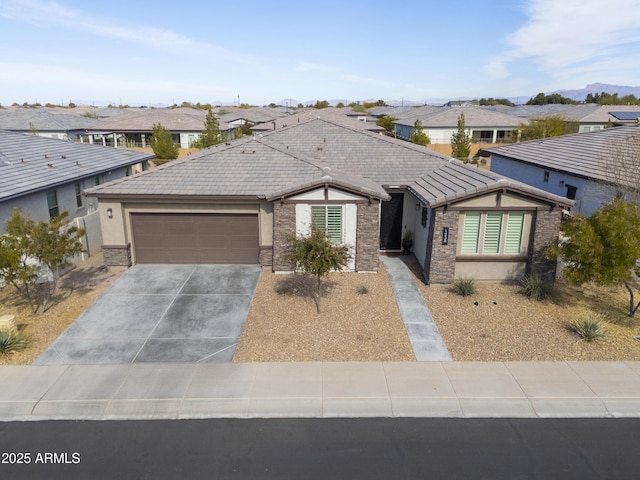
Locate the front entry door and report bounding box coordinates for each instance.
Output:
[380,193,404,250]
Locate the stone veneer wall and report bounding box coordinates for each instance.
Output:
[103,244,132,267]
[259,246,273,267]
[423,208,458,284]
[355,201,380,272]
[272,202,296,271]
[527,208,562,281]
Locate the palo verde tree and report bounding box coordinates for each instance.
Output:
[0,209,85,314]
[552,198,640,317]
[375,115,397,133]
[283,228,350,314]
[450,112,471,161]
[193,108,221,149]
[149,123,179,160]
[411,119,430,146]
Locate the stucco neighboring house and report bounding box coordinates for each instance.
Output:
[87,118,571,283]
[393,106,523,145]
[0,108,102,141]
[0,130,154,256]
[78,108,215,150]
[483,125,640,217]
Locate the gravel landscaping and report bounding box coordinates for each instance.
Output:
[2,253,639,364]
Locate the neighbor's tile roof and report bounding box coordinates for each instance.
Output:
[0,130,154,201]
[0,109,102,131]
[89,108,207,132]
[88,118,571,207]
[482,125,640,185]
[393,106,523,128]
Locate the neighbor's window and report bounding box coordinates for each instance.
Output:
[46,190,59,219]
[75,182,83,208]
[311,205,343,244]
[460,211,525,255]
[543,170,550,182]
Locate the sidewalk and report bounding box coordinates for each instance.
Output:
[1,361,639,421]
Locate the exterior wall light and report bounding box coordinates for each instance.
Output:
[106,208,113,219]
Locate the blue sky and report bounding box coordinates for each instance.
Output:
[1,0,639,106]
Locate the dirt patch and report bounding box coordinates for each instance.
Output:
[0,253,126,365]
[233,263,415,362]
[407,262,640,361]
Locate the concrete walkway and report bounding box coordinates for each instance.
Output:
[381,256,451,361]
[1,362,639,421]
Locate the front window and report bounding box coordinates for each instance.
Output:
[460,211,525,255]
[47,190,59,219]
[311,205,343,244]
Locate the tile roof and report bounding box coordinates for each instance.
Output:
[0,130,154,201]
[393,106,523,128]
[0,109,102,132]
[89,108,207,132]
[88,118,571,207]
[482,125,640,185]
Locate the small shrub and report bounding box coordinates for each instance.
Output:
[357,285,369,295]
[276,285,290,295]
[0,329,30,355]
[572,312,608,341]
[450,278,476,296]
[520,274,554,301]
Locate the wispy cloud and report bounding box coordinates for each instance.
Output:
[484,0,640,79]
[0,0,249,60]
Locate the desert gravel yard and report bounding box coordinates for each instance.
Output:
[408,263,640,361]
[233,263,416,362]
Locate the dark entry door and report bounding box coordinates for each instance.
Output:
[380,193,404,250]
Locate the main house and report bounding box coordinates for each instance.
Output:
[87,118,572,283]
[483,125,640,217]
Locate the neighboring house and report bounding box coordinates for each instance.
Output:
[393,106,523,145]
[0,131,153,256]
[483,125,640,216]
[218,108,289,133]
[87,118,571,283]
[0,108,102,141]
[78,108,212,149]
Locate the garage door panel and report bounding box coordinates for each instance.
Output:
[131,213,259,264]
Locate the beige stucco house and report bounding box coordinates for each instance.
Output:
[87,117,572,283]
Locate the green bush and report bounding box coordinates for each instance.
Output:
[520,274,554,301]
[450,278,476,296]
[356,285,369,295]
[0,329,30,355]
[572,313,608,341]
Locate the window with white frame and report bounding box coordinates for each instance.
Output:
[460,211,526,255]
[311,205,343,244]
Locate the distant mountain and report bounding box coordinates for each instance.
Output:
[549,83,640,102]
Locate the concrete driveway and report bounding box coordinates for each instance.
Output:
[34,264,261,365]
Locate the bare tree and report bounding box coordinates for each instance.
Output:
[603,132,640,201]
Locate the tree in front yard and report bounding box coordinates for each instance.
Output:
[411,120,430,146]
[149,123,179,160]
[552,198,640,317]
[451,113,471,161]
[193,108,222,149]
[283,228,350,314]
[0,209,85,314]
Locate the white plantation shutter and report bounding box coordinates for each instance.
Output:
[504,212,524,254]
[461,212,481,253]
[310,206,343,244]
[311,206,325,233]
[483,212,502,254]
[326,206,343,244]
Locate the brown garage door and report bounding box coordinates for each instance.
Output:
[131,213,259,264]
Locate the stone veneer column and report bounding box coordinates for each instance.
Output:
[527,208,562,281]
[355,201,380,272]
[423,207,458,284]
[272,202,296,271]
[102,244,132,267]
